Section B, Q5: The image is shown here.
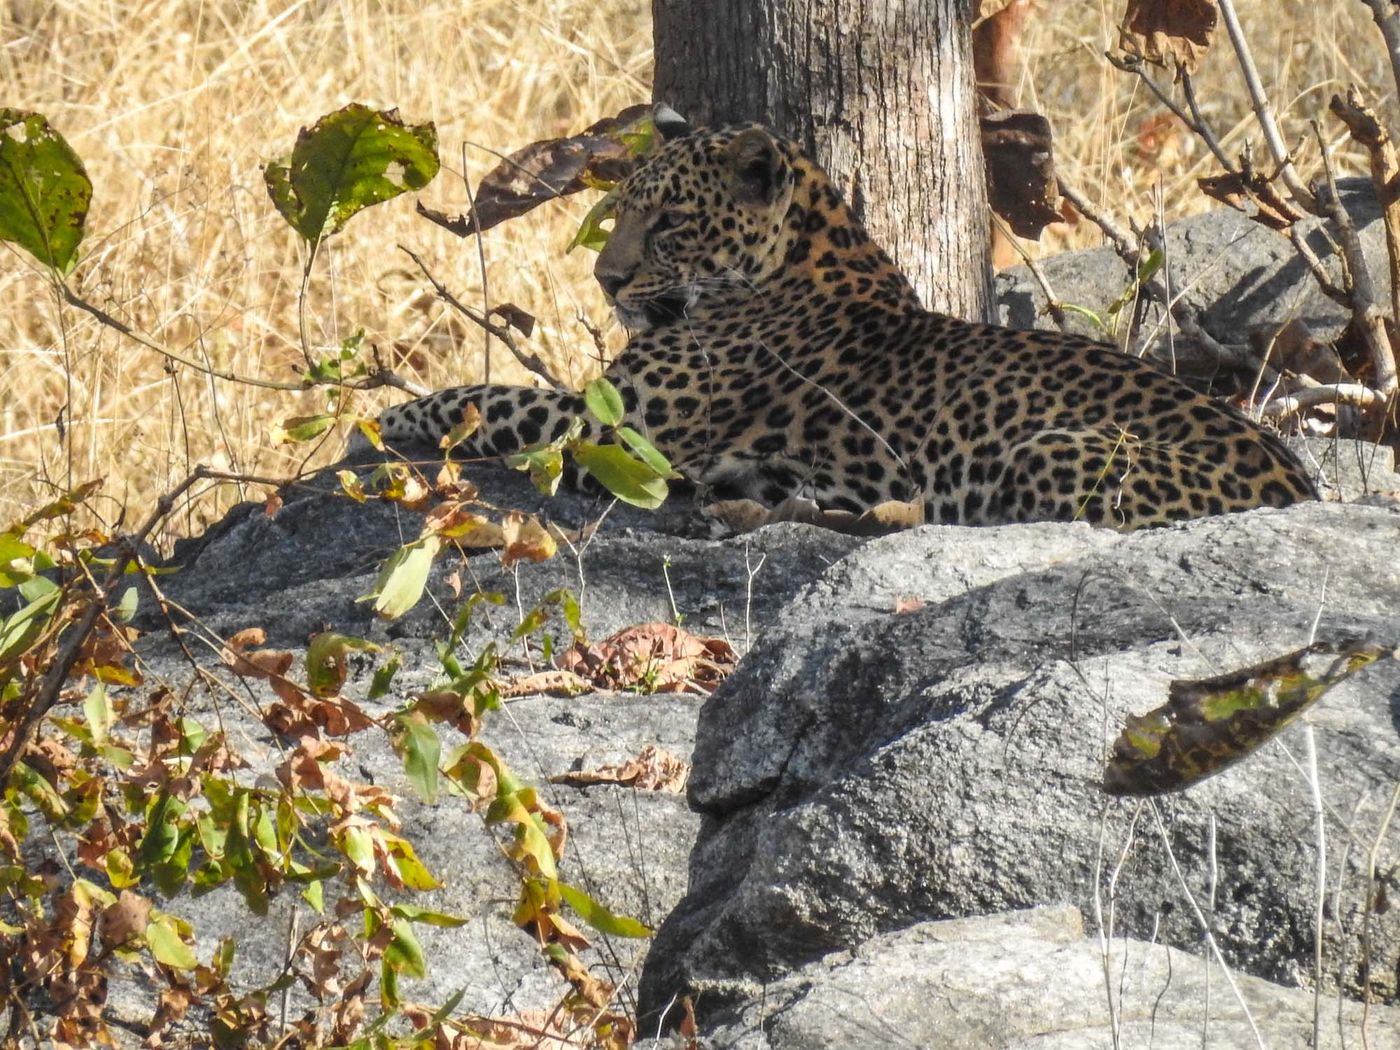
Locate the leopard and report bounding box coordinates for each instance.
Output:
[378,110,1317,530]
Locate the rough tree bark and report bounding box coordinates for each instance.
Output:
[652,0,994,322]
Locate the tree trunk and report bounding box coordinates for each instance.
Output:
[652,0,994,322]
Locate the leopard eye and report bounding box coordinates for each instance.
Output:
[651,208,690,233]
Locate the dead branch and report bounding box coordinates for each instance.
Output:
[1328,91,1400,376]
[399,245,566,391]
[1312,118,1400,399]
[1355,0,1400,114]
[1216,0,1317,210]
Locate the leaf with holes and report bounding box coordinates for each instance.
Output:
[0,109,91,272]
[1103,639,1389,796]
[264,103,439,242]
[417,104,649,239]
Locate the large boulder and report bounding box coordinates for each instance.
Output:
[638,499,1400,1025]
[681,907,1400,1049]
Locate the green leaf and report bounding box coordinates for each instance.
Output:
[271,413,335,445]
[383,918,427,977]
[394,712,440,804]
[507,446,565,497]
[368,653,401,700]
[572,441,669,509]
[263,103,440,242]
[360,534,440,620]
[0,531,36,587]
[137,791,181,867]
[110,585,139,623]
[0,109,91,272]
[568,189,616,253]
[146,915,197,969]
[559,882,652,938]
[83,682,112,746]
[584,377,626,427]
[617,425,679,478]
[0,585,61,667]
[390,902,468,928]
[306,632,378,698]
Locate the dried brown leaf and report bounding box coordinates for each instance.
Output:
[981,109,1061,239]
[550,743,690,793]
[418,104,651,237]
[500,511,557,569]
[99,889,149,950]
[1120,0,1218,77]
[555,622,737,695]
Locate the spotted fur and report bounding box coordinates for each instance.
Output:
[379,123,1317,529]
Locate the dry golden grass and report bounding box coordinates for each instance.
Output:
[0,0,1390,545]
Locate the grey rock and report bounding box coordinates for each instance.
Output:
[996,179,1386,381]
[695,907,1400,1049]
[638,501,1400,1023]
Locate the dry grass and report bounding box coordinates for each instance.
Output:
[0,0,1391,545]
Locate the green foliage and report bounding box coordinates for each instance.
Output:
[0,109,91,273]
[0,102,659,1049]
[264,103,440,242]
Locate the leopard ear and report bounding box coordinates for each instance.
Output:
[653,103,692,141]
[724,127,785,206]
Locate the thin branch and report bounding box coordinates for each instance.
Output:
[1216,0,1317,210]
[399,245,566,390]
[61,286,306,391]
[1327,92,1400,395]
[1260,382,1389,416]
[991,212,1070,332]
[1312,119,1400,398]
[1355,0,1400,115]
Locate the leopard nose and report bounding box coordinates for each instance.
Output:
[597,272,626,299]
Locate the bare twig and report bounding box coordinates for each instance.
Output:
[1327,93,1400,395]
[1355,0,1400,114]
[1302,724,1327,1048]
[62,283,428,397]
[1149,802,1266,1049]
[399,245,566,391]
[61,285,305,391]
[990,212,1070,332]
[1360,780,1400,1047]
[1216,0,1317,210]
[1312,119,1400,399]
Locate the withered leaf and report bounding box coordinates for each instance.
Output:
[417,103,651,238]
[550,743,690,793]
[555,622,737,695]
[1119,0,1218,78]
[1103,639,1389,796]
[499,512,557,569]
[490,302,536,338]
[981,110,1061,240]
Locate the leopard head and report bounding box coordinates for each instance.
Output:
[593,121,798,330]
